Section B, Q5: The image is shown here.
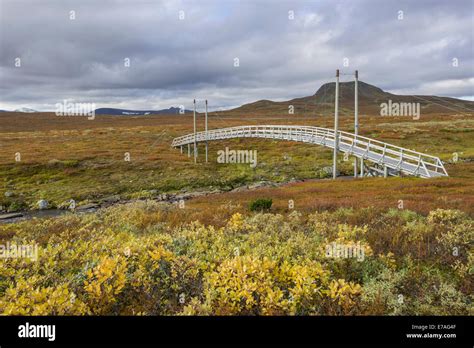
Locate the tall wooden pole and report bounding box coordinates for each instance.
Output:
[354,70,359,177]
[205,100,208,163]
[333,69,339,180]
[193,99,197,163]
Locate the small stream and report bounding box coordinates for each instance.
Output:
[0,207,98,224]
[0,177,354,224]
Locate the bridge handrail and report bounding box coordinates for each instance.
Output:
[171,125,447,177]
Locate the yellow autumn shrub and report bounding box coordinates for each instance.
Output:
[191,256,339,315]
[0,202,470,316]
[0,278,88,315]
[84,256,127,314]
[324,279,362,314]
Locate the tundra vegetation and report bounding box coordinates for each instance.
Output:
[0,111,472,315]
[0,203,472,315]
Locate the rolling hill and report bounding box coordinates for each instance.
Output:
[231,81,474,116]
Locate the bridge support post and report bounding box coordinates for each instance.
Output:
[205,100,208,163]
[354,70,359,178]
[360,158,364,176]
[193,99,197,163]
[180,146,183,154]
[384,165,388,178]
[333,69,340,180]
[188,143,190,157]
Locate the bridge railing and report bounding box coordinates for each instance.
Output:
[171,125,448,177]
[336,130,447,176]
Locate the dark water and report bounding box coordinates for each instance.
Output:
[0,208,97,224]
[0,177,355,224]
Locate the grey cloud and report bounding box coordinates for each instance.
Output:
[0,0,472,111]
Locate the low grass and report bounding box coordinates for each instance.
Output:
[0,112,473,212]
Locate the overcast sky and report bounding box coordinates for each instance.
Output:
[0,0,473,111]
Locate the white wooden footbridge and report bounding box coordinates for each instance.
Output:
[171,125,448,178]
[171,71,448,179]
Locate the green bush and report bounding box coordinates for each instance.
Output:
[249,198,272,212]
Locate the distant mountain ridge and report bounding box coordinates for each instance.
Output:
[94,107,192,115]
[3,81,473,116]
[232,81,474,115]
[0,107,193,115]
[13,107,38,113]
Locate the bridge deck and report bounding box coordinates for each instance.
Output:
[171,125,448,178]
